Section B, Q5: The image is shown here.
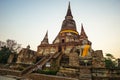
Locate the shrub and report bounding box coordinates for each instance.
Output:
[36,69,58,75]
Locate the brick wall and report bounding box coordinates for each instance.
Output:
[0,69,20,76]
[24,73,78,80]
[0,68,78,80]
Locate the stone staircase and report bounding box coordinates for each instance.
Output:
[21,52,62,75]
[53,52,62,58]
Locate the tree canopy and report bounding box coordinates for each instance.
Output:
[0,39,21,64]
[0,46,12,64]
[105,53,117,68]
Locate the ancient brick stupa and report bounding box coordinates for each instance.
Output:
[35,2,105,79]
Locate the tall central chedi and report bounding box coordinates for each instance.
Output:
[61,2,77,32]
[53,2,88,45]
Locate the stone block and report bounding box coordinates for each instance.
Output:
[69,52,79,67]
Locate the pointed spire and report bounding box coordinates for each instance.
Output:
[41,31,49,44]
[80,23,88,39]
[65,2,73,19]
[44,30,48,39]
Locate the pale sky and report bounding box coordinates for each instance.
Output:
[0,0,120,58]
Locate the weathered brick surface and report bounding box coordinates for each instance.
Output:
[0,68,20,76]
[0,68,78,80]
[24,73,78,80]
[69,52,79,67]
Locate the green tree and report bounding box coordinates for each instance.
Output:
[105,53,117,68]
[0,46,12,64]
[0,39,22,64]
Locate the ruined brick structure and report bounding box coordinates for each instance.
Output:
[17,45,36,64]
[15,2,120,80]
